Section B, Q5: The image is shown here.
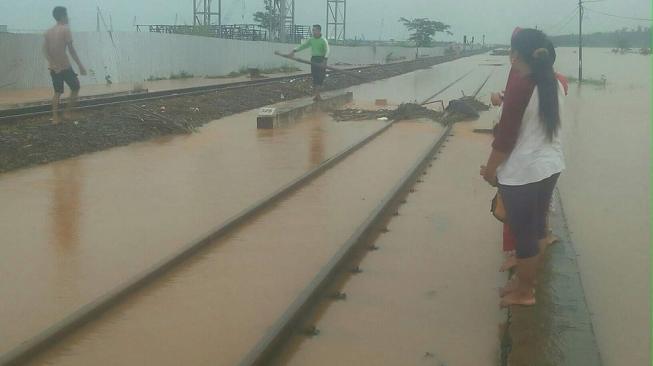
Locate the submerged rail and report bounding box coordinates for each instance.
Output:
[0,66,479,366]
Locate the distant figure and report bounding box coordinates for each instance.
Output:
[43,6,87,124]
[289,24,330,101]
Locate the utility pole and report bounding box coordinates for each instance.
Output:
[578,0,584,82]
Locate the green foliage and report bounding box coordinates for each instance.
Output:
[398,17,452,47]
[253,0,279,30]
[146,75,167,82]
[549,27,651,48]
[169,71,194,80]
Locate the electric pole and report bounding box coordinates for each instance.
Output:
[578,0,584,82]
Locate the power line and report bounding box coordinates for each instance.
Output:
[557,9,580,33]
[549,6,580,30]
[584,7,653,22]
[547,6,580,34]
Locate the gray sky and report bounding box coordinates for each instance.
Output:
[0,0,650,43]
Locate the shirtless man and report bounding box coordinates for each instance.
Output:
[43,6,86,124]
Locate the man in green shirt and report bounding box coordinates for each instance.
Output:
[289,24,330,101]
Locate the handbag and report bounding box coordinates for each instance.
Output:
[491,191,506,222]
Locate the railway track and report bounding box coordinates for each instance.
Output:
[0,68,490,366]
[0,50,490,122]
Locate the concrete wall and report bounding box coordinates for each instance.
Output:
[0,31,446,90]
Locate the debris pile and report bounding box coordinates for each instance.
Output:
[391,103,442,122]
[332,97,489,125]
[331,108,393,121]
[440,96,489,124]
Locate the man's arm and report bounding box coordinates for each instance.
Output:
[323,38,330,59]
[290,38,311,55]
[65,28,86,75]
[43,37,54,69]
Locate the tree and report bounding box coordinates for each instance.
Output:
[253,0,279,30]
[398,17,452,48]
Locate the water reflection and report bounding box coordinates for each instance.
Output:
[50,159,82,252]
[308,117,325,166]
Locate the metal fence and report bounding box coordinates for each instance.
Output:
[136,24,311,43]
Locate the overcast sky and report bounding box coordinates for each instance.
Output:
[0,0,650,43]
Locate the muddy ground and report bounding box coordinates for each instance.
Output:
[0,54,474,173]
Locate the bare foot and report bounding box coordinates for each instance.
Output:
[500,276,538,298]
[545,234,559,246]
[499,277,519,297]
[500,255,517,272]
[500,290,536,308]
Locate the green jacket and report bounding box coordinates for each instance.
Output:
[294,36,330,58]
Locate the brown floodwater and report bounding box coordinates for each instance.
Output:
[554,48,651,366]
[278,121,505,366]
[349,54,497,106]
[0,108,385,355]
[26,121,442,366]
[0,52,493,357]
[319,48,651,366]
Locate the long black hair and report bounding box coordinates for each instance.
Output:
[511,29,560,140]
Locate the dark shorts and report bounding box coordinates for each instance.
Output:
[311,56,326,87]
[499,173,560,259]
[50,68,80,94]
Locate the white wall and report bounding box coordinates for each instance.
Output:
[0,31,445,90]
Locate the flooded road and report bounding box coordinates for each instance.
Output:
[554,48,651,366]
[26,121,443,366]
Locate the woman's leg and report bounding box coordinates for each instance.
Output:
[501,256,538,307]
[500,223,517,272]
[498,182,540,306]
[536,174,561,255]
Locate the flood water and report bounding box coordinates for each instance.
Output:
[0,52,499,357]
[26,121,443,366]
[351,48,652,366]
[0,109,385,355]
[279,122,505,366]
[1,48,648,365]
[554,47,651,366]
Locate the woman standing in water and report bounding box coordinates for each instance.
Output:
[481,28,565,307]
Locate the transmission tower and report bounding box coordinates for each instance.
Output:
[193,0,221,26]
[326,0,346,44]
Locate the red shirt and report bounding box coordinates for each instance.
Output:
[492,69,568,153]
